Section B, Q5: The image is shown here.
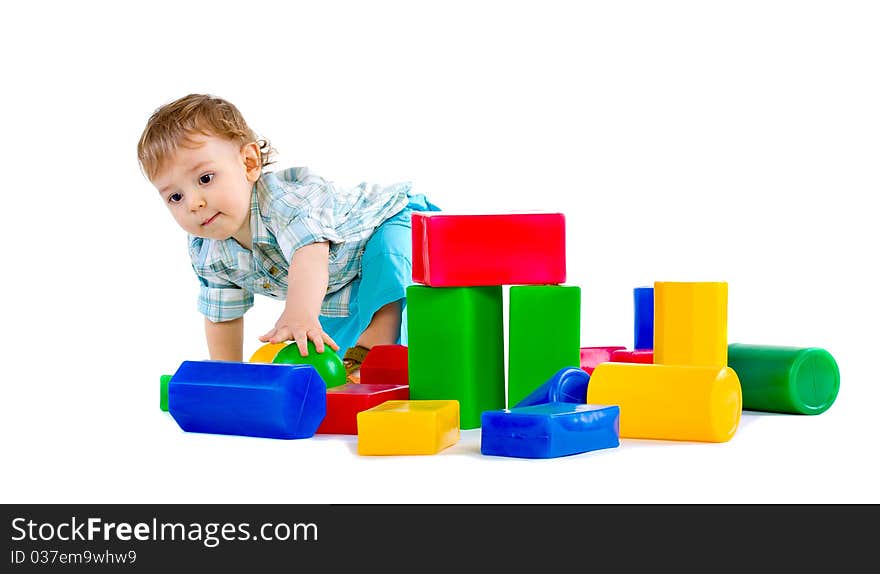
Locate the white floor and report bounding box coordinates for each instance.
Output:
[3,343,875,504]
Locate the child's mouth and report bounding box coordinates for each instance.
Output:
[201,213,220,226]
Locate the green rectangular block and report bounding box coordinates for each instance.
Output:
[508,285,582,408]
[407,285,505,430]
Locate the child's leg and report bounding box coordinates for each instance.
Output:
[343,299,402,382]
[354,299,402,349]
[343,194,439,380]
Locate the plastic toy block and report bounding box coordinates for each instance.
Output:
[273,340,347,389]
[580,346,627,375]
[357,400,460,455]
[514,367,590,408]
[317,383,410,435]
[654,281,728,367]
[727,344,840,414]
[249,342,287,363]
[167,361,326,440]
[360,344,409,387]
[634,286,654,350]
[588,362,742,443]
[407,285,504,430]
[411,212,566,286]
[160,374,171,412]
[481,403,620,459]
[508,285,581,408]
[610,349,654,364]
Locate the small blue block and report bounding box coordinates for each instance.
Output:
[634,286,654,350]
[168,361,326,439]
[480,402,620,459]
[514,367,590,408]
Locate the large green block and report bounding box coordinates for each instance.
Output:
[407,285,505,430]
[508,285,582,408]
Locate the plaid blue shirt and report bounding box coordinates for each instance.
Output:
[189,167,411,322]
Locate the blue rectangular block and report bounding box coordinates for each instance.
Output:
[168,361,326,439]
[634,286,654,350]
[480,403,620,459]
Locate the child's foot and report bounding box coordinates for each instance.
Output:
[342,345,370,384]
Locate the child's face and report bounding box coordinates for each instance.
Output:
[152,134,261,242]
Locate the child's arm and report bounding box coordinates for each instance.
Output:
[205,316,244,361]
[259,241,340,356]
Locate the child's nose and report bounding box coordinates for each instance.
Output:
[187,192,207,211]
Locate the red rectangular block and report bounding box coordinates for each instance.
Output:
[580,346,627,375]
[610,349,654,364]
[412,212,566,286]
[360,345,408,387]
[317,383,410,435]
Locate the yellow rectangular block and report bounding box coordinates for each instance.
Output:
[654,281,728,367]
[357,400,460,455]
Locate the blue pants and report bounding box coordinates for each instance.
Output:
[319,194,441,356]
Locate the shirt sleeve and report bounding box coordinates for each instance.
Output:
[195,273,254,323]
[275,214,345,263]
[268,180,344,262]
[263,171,347,262]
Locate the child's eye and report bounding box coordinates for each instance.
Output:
[168,192,183,204]
[199,173,214,185]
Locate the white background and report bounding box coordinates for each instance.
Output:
[1,0,877,504]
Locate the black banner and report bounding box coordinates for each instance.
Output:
[3,504,876,570]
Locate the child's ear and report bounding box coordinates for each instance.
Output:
[241,142,262,182]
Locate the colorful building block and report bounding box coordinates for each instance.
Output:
[160,374,171,412]
[634,286,654,350]
[587,362,742,443]
[481,403,620,459]
[508,285,581,407]
[357,400,460,455]
[654,281,728,367]
[610,349,654,364]
[580,346,627,375]
[514,367,590,408]
[167,361,326,440]
[411,212,566,286]
[317,383,410,435]
[727,344,840,414]
[360,344,409,387]
[273,340,347,389]
[407,285,505,429]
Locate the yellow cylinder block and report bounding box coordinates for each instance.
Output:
[248,342,288,363]
[587,362,742,442]
[654,281,728,367]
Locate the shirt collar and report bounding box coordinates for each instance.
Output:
[250,178,272,247]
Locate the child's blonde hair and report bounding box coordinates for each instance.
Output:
[137,93,276,181]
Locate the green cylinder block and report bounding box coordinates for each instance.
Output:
[272,340,346,389]
[160,374,171,412]
[727,343,839,414]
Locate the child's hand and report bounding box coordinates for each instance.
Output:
[259,309,340,357]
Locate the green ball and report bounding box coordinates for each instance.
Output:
[272,340,347,389]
